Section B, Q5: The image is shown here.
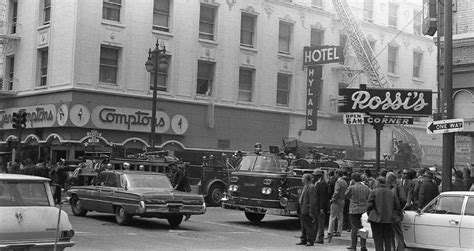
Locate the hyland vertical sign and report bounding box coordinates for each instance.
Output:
[338,88,432,116]
[306,66,322,130]
[303,45,344,66]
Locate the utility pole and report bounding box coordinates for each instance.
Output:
[442,0,454,192]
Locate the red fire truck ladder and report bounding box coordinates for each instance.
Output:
[332,0,421,163]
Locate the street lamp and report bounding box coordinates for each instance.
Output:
[145,40,169,150]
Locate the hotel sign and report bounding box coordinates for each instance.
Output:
[338,88,432,116]
[303,45,344,66]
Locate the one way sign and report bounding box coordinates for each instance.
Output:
[427,118,464,134]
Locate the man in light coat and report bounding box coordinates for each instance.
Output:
[327,169,348,240]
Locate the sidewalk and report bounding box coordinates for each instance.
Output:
[321,229,375,249]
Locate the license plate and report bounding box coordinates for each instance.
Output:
[169,206,179,212]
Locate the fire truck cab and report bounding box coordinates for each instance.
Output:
[221,144,348,222]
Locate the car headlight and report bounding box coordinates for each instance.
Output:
[261,187,272,195]
[279,197,289,207]
[229,184,239,192]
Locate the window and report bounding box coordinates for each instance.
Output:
[413,10,422,35]
[388,3,398,28]
[199,4,216,40]
[6,56,14,90]
[311,0,322,8]
[197,61,214,95]
[465,197,474,216]
[426,196,464,215]
[241,13,255,47]
[413,51,423,79]
[239,68,253,102]
[364,0,373,22]
[153,0,170,32]
[310,28,324,46]
[277,74,290,106]
[43,0,51,25]
[388,46,398,74]
[150,57,170,92]
[10,1,17,34]
[99,46,119,84]
[39,49,48,86]
[278,21,292,54]
[102,0,121,22]
[105,173,120,187]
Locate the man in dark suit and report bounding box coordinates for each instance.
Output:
[418,172,439,209]
[297,173,317,246]
[313,169,329,244]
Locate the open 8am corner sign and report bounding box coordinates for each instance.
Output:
[338,88,432,116]
[427,118,464,134]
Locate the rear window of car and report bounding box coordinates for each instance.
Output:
[0,181,51,207]
[126,174,172,189]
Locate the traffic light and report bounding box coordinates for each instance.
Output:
[11,112,20,129]
[20,112,27,128]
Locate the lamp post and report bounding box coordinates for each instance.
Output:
[145,40,168,150]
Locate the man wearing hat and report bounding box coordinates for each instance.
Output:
[418,172,439,209]
[123,162,130,170]
[312,168,329,244]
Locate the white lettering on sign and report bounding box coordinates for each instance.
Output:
[343,113,364,125]
[365,117,411,125]
[351,91,428,112]
[304,47,340,64]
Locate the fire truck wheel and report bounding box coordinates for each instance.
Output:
[206,184,224,206]
[245,212,265,222]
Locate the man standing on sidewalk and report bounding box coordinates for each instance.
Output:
[327,169,348,240]
[296,173,317,246]
[345,172,370,251]
[312,169,328,244]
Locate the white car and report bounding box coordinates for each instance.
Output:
[362,191,474,250]
[0,174,75,250]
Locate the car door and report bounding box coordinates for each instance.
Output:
[98,173,118,213]
[414,195,463,248]
[460,196,474,249]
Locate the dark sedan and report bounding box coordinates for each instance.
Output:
[66,170,206,227]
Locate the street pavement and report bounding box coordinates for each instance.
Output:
[63,205,376,251]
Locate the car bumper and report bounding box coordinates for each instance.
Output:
[144,205,206,215]
[221,202,297,216]
[0,240,75,250]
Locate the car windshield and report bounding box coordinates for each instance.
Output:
[126,174,173,189]
[0,181,51,207]
[237,155,288,173]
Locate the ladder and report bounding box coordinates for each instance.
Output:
[348,124,363,159]
[332,0,421,163]
[332,0,390,88]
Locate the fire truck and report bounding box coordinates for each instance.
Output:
[109,151,235,206]
[221,144,352,222]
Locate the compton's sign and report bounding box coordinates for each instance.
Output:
[338,88,432,116]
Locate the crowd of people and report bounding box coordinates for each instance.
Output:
[297,166,474,250]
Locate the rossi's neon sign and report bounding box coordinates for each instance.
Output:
[338,88,432,116]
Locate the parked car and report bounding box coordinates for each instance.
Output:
[362,191,474,250]
[66,170,206,227]
[0,174,75,250]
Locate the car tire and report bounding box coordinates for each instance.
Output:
[115,206,132,225]
[167,215,183,228]
[70,196,87,216]
[206,184,224,206]
[245,212,265,222]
